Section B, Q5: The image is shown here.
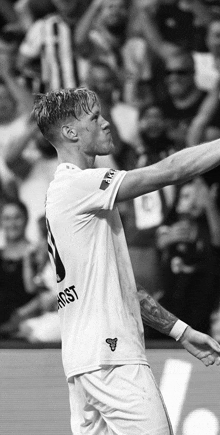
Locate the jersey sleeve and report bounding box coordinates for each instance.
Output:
[73,167,127,212]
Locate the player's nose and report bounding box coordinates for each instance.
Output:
[102,120,110,130]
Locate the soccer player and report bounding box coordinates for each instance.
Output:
[33,88,220,435]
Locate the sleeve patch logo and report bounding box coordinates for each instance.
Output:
[106,337,118,351]
[100,169,117,190]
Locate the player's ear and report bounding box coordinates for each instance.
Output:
[62,125,78,142]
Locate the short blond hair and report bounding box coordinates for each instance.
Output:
[33,87,99,140]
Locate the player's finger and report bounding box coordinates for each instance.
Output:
[202,351,217,366]
[202,352,220,366]
[206,336,220,353]
[201,356,211,367]
[207,354,215,366]
[215,355,220,366]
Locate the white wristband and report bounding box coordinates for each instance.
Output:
[169,320,188,341]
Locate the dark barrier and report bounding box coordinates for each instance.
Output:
[1,342,220,435]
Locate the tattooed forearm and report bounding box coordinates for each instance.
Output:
[137,288,178,336]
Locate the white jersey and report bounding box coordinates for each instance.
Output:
[46,163,148,379]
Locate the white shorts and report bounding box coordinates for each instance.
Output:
[68,364,173,435]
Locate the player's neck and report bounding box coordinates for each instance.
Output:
[57,150,95,169]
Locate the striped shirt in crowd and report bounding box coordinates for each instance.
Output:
[19,14,87,91]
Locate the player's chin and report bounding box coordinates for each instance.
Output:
[107,135,115,151]
[99,139,115,155]
[108,139,115,154]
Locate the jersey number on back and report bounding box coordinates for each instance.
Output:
[46,218,66,283]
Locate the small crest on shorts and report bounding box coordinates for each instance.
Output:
[106,338,118,351]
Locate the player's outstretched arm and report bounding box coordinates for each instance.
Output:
[137,287,220,366]
[137,286,178,336]
[179,327,220,367]
[116,139,220,202]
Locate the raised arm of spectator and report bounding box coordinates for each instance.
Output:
[14,0,34,32]
[5,118,39,179]
[138,2,168,60]
[116,138,220,202]
[0,0,17,25]
[17,18,42,76]
[0,49,39,177]
[0,169,19,200]
[139,0,212,61]
[196,177,220,247]
[187,78,220,147]
[74,0,103,54]
[0,48,34,114]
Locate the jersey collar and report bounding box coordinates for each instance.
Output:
[57,163,81,171]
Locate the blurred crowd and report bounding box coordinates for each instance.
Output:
[0,0,220,344]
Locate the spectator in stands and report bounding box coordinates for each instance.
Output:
[163,50,214,146]
[0,43,34,162]
[0,57,19,209]
[14,0,56,35]
[17,0,92,92]
[123,104,176,304]
[15,214,60,343]
[0,200,37,335]
[187,76,220,146]
[0,45,33,212]
[0,209,59,341]
[138,0,212,60]
[186,73,220,188]
[135,104,177,166]
[193,15,220,90]
[5,122,58,243]
[0,47,55,242]
[155,177,220,338]
[74,0,153,106]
